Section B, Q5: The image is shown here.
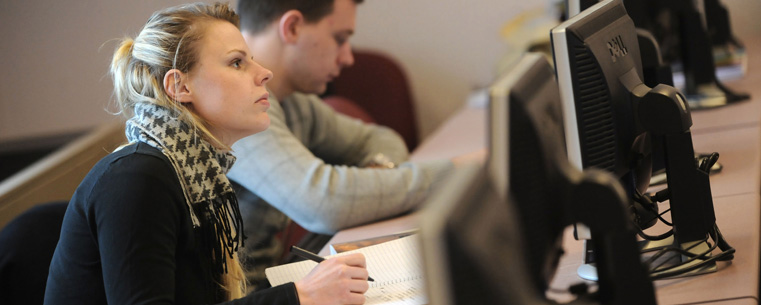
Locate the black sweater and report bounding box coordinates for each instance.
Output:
[44,142,299,305]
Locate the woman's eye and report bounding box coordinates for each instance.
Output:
[232,59,242,68]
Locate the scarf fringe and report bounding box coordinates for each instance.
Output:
[198,192,246,274]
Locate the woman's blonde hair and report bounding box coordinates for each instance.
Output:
[110,2,237,149]
[110,2,247,299]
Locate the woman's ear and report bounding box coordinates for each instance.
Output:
[278,10,303,44]
[163,69,193,104]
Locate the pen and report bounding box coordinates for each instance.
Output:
[290,246,375,282]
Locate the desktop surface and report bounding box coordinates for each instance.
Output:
[320,20,761,305]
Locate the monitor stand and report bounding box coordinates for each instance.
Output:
[578,80,726,282]
[575,228,672,281]
[650,153,722,186]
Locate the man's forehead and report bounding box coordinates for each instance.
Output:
[320,0,356,30]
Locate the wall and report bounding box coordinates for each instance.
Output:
[349,0,549,137]
[725,0,761,38]
[0,0,548,146]
[0,0,192,144]
[1,0,759,145]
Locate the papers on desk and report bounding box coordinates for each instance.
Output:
[265,234,427,305]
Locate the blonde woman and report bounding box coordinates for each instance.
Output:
[44,3,369,305]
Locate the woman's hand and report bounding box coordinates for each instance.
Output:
[294,253,370,305]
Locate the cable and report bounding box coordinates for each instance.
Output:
[698,152,720,173]
[646,233,712,270]
[624,152,734,280]
[631,188,674,241]
[647,224,735,280]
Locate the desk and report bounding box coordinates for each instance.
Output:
[321,31,761,305]
[322,108,761,305]
[408,106,485,163]
[323,111,761,304]
[692,125,761,199]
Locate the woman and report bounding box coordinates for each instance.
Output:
[43,3,369,305]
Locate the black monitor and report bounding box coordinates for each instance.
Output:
[552,0,733,279]
[565,0,729,184]
[420,53,655,304]
[567,0,749,110]
[554,0,655,211]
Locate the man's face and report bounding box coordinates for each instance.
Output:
[286,0,356,95]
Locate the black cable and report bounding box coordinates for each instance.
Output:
[698,152,720,173]
[650,246,735,280]
[631,189,674,241]
[710,223,735,261]
[645,233,711,270]
[636,226,673,241]
[647,224,735,280]
[622,152,733,280]
[618,152,733,280]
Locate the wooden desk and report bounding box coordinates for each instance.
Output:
[321,30,761,305]
[692,125,761,199]
[408,106,485,163]
[321,103,761,303]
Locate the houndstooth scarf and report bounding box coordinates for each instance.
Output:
[125,102,245,274]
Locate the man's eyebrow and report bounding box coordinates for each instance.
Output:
[336,29,354,36]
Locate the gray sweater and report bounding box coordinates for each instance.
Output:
[227,92,453,286]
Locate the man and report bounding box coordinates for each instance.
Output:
[231,0,475,289]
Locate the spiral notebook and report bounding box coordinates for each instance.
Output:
[265,234,427,305]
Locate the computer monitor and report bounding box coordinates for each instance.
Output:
[566,0,674,178]
[552,0,731,279]
[626,0,749,108]
[420,53,655,305]
[568,0,750,109]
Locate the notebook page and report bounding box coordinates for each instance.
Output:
[265,235,427,305]
[265,259,318,287]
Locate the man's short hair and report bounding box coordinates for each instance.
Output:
[238,0,364,34]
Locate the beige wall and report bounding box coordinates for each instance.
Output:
[0,0,548,145]
[349,0,549,137]
[0,0,192,143]
[1,0,759,143]
[725,0,761,38]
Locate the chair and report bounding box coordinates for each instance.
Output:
[0,201,68,305]
[323,49,419,151]
[321,95,376,124]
